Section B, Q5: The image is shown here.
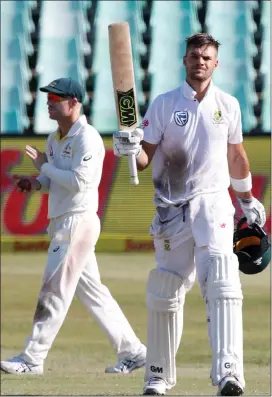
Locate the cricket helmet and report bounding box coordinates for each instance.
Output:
[233,217,271,275]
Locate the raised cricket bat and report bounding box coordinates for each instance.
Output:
[108,22,139,185]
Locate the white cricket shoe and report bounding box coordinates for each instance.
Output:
[143,377,167,395]
[105,346,146,374]
[0,355,43,375]
[217,376,244,396]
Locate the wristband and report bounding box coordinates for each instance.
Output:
[230,173,252,192]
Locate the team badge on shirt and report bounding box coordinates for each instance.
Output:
[61,143,72,159]
[164,239,171,251]
[174,111,188,126]
[213,110,222,123]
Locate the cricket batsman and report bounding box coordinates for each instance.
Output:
[113,34,266,396]
[1,78,146,375]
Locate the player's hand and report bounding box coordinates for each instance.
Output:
[13,175,41,192]
[25,145,48,171]
[113,127,143,157]
[238,197,266,227]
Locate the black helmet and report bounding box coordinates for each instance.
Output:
[233,217,271,275]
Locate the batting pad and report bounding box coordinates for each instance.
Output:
[145,268,185,387]
[206,254,245,388]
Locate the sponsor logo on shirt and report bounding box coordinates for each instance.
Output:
[142,119,149,128]
[83,155,92,161]
[174,111,188,126]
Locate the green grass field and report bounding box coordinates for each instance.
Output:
[1,253,271,396]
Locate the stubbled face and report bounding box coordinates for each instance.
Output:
[183,45,218,82]
[47,93,76,120]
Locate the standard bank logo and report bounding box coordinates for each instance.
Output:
[174,111,188,126]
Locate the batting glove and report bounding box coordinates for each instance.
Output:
[238,197,266,227]
[113,128,143,157]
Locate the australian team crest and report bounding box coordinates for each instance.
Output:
[174,111,188,126]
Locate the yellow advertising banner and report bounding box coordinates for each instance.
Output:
[1,136,271,252]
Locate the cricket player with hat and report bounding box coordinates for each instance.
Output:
[1,77,146,376]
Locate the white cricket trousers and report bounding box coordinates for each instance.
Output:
[22,212,142,365]
[146,190,244,388]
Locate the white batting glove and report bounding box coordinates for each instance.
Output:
[238,197,266,227]
[113,128,143,157]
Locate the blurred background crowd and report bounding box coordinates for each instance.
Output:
[1,0,270,135]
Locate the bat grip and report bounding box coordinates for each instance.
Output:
[128,154,139,185]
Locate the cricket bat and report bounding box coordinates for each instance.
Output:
[108,22,139,185]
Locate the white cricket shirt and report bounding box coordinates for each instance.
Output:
[37,115,105,219]
[142,80,243,206]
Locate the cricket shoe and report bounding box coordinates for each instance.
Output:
[0,355,43,375]
[105,346,146,374]
[217,376,244,396]
[143,377,167,395]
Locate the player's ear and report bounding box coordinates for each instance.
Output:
[183,56,187,66]
[214,59,219,69]
[71,98,78,106]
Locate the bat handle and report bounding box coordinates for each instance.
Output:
[128,154,139,185]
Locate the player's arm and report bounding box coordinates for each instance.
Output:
[227,99,266,226]
[136,141,158,171]
[227,143,252,199]
[35,173,50,192]
[14,139,51,193]
[38,137,102,192]
[13,175,42,192]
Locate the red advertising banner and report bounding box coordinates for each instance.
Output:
[1,142,118,236]
[1,136,271,252]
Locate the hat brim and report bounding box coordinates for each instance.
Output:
[39,86,69,96]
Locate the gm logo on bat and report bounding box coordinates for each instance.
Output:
[117,88,137,127]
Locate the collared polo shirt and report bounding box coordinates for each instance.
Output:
[142,80,243,206]
[37,115,105,219]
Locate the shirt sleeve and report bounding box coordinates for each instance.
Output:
[36,173,50,192]
[228,98,243,144]
[40,134,104,192]
[141,95,164,144]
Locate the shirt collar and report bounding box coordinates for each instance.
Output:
[181,80,214,100]
[55,115,87,141]
[67,115,87,137]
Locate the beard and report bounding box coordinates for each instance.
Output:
[187,69,212,82]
